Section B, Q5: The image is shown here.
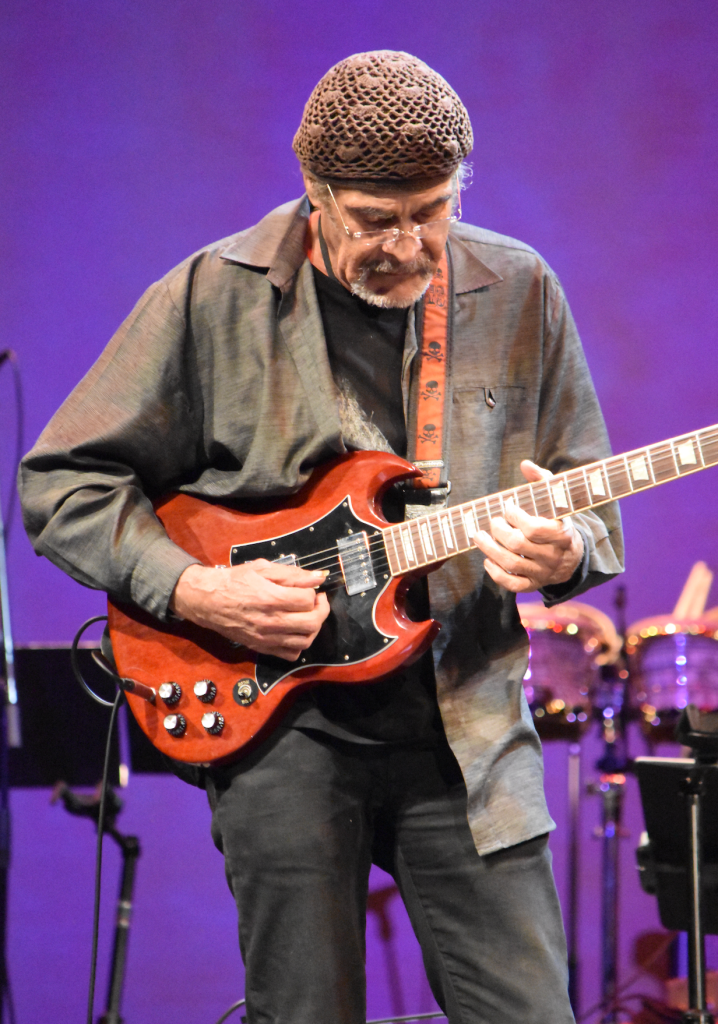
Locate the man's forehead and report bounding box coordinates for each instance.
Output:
[339,179,454,210]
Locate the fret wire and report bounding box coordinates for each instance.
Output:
[652,444,676,482]
[486,495,503,520]
[699,428,718,466]
[445,510,460,550]
[475,499,491,532]
[452,508,470,550]
[651,445,676,481]
[438,513,454,553]
[380,527,393,574]
[419,519,436,561]
[601,461,616,498]
[393,525,407,573]
[644,447,657,484]
[386,526,402,575]
[408,519,427,565]
[567,467,590,512]
[429,514,447,560]
[550,472,574,514]
[460,506,474,542]
[533,479,555,518]
[622,454,635,493]
[696,433,706,468]
[624,449,652,490]
[399,524,416,566]
[515,486,534,515]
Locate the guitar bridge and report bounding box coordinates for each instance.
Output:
[337,532,376,596]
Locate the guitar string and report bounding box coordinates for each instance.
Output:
[253,429,718,578]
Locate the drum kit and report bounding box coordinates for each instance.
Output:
[518,561,718,1023]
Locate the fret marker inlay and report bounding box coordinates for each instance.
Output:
[440,516,454,550]
[400,527,415,563]
[588,469,605,496]
[463,509,476,538]
[630,455,649,481]
[551,481,569,509]
[677,442,697,466]
[420,522,434,559]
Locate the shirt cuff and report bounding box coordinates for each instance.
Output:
[129,533,202,621]
[539,525,590,607]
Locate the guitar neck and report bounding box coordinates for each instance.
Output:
[383,424,718,576]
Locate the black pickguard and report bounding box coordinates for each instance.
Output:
[229,497,395,692]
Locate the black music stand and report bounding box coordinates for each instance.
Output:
[635,706,718,1024]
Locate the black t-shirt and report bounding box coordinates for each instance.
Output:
[286,266,441,745]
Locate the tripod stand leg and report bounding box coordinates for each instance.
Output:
[97,834,140,1024]
[567,743,581,1013]
[682,787,714,1024]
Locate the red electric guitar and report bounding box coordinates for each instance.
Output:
[108,425,718,766]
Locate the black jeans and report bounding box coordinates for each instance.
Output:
[207,726,575,1024]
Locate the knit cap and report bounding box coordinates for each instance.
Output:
[293,51,473,189]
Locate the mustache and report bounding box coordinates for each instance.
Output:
[358,254,435,278]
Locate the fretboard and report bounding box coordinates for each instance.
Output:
[383,424,718,577]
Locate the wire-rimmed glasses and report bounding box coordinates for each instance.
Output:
[325,184,461,248]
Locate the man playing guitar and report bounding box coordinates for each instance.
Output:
[21,51,623,1024]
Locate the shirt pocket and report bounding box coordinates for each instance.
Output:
[449,385,529,501]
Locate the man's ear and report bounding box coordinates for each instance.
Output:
[302,174,323,208]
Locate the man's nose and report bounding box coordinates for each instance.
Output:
[381,231,423,261]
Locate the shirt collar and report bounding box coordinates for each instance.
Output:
[220,196,503,294]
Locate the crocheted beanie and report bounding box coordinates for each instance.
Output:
[293,51,473,189]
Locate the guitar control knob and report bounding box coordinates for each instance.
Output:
[201,711,225,735]
[159,682,182,706]
[193,679,217,703]
[163,713,187,737]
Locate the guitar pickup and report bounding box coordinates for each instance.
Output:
[337,532,377,596]
[273,554,297,566]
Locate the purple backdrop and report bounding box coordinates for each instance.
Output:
[2,1,717,1021]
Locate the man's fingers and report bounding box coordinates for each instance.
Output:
[482,556,535,593]
[520,459,553,483]
[489,511,574,552]
[226,591,331,660]
[475,529,538,581]
[248,558,329,589]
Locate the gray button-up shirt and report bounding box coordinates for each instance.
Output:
[20,197,624,854]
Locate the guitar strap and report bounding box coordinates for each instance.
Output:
[309,212,453,517]
[404,245,453,518]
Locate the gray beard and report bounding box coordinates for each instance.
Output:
[335,378,394,453]
[349,257,435,308]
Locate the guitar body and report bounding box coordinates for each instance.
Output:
[108,451,441,766]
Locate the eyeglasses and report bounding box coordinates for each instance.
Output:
[325,184,461,248]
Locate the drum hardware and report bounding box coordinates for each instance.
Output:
[627,562,718,749]
[519,598,622,1013]
[519,600,622,742]
[586,584,633,1024]
[627,619,718,748]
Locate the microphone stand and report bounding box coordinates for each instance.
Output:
[0,471,21,1024]
[52,783,141,1024]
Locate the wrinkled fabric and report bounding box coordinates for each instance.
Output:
[20,196,624,854]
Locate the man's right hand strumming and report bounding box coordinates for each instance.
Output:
[170,561,330,661]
